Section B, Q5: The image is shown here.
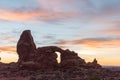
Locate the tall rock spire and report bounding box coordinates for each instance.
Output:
[17,30,36,64]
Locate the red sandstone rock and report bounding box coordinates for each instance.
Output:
[16,30,101,70]
[17,30,36,64]
[93,58,97,64]
[85,58,102,68]
[35,46,59,69]
[60,49,86,68]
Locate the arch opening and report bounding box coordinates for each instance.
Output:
[55,51,61,63]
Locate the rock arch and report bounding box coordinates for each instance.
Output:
[17,30,88,70]
[55,51,61,63]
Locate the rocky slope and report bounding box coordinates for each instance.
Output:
[0,62,120,80]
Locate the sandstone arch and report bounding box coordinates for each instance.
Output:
[17,30,97,70]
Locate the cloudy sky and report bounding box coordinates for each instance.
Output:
[0,0,120,66]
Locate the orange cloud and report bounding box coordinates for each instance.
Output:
[0,8,79,22]
[56,38,120,48]
[0,46,16,52]
[78,39,120,48]
[0,9,38,21]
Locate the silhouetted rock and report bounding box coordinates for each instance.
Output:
[1,30,120,80]
[17,30,36,65]
[85,58,102,68]
[16,30,100,70]
[35,46,59,69]
[93,58,97,64]
[92,58,101,68]
[60,49,86,69]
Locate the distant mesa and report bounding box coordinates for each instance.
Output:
[17,30,102,70]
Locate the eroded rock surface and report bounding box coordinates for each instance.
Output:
[35,46,59,69]
[85,58,102,68]
[17,30,36,64]
[60,49,86,69]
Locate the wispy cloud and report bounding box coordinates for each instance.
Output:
[36,0,93,10]
[0,46,16,52]
[0,33,17,43]
[99,28,120,36]
[0,7,80,23]
[0,0,120,25]
[0,8,44,21]
[55,38,120,48]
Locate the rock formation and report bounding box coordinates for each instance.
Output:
[60,49,86,69]
[17,30,36,65]
[17,30,101,70]
[85,58,102,68]
[35,46,59,69]
[93,58,97,64]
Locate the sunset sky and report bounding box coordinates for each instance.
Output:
[0,0,120,66]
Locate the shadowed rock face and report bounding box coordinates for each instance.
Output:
[35,46,59,69]
[85,58,102,69]
[60,49,86,69]
[17,30,101,70]
[17,30,36,64]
